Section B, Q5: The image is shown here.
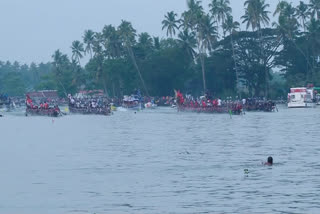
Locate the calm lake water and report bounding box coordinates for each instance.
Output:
[0,106,320,214]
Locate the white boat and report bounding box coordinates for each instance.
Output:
[287,87,316,108]
[122,95,143,110]
[144,102,157,109]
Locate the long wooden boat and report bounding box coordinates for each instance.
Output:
[177,105,243,115]
[175,91,243,115]
[26,107,61,117]
[68,105,111,116]
[244,101,276,112]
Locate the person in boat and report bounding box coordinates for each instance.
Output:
[54,105,60,112]
[201,100,207,107]
[26,95,33,109]
[40,102,44,109]
[217,98,222,107]
[264,156,273,166]
[44,101,49,109]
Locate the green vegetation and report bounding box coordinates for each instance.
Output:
[0,0,320,99]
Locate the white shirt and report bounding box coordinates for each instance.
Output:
[242,99,246,105]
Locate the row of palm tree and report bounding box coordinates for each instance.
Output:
[63,0,320,97]
[161,0,320,97]
[69,21,151,95]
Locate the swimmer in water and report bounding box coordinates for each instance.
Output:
[264,156,273,166]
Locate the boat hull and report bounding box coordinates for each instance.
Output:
[122,103,143,111]
[178,106,242,115]
[26,108,60,117]
[288,102,316,108]
[69,106,110,115]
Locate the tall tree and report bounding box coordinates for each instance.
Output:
[242,0,270,97]
[197,14,218,92]
[309,0,320,20]
[71,40,84,65]
[223,14,240,86]
[274,1,299,39]
[118,20,149,96]
[162,11,180,37]
[209,0,232,36]
[102,25,123,59]
[177,29,197,60]
[52,50,72,96]
[83,30,95,59]
[242,0,270,31]
[307,18,320,74]
[296,1,310,32]
[181,0,204,31]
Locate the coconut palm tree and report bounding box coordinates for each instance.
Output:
[182,0,211,92]
[309,0,320,20]
[102,25,123,59]
[223,15,240,87]
[242,0,270,31]
[138,32,154,50]
[197,14,218,92]
[274,1,299,39]
[209,0,232,36]
[182,0,218,93]
[52,49,69,76]
[181,0,204,31]
[52,50,70,96]
[307,18,320,73]
[242,0,270,97]
[83,30,95,59]
[209,0,219,23]
[162,11,180,38]
[295,1,310,32]
[118,20,149,96]
[91,33,104,58]
[177,29,197,60]
[71,40,84,65]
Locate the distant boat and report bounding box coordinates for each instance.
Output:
[287,87,316,108]
[122,95,143,110]
[26,107,61,117]
[144,102,157,109]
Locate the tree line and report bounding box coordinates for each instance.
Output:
[0,0,319,98]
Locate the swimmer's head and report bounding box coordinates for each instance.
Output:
[267,156,273,165]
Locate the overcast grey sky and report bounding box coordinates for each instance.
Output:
[0,0,300,64]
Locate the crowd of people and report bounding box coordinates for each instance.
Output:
[0,93,10,105]
[68,95,111,114]
[243,98,276,112]
[25,95,61,116]
[176,91,243,114]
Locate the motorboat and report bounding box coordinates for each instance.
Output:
[287,87,316,108]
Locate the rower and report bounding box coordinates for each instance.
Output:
[44,101,49,109]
